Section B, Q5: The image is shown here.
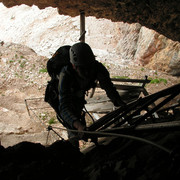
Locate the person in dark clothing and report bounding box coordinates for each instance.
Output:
[57,42,126,136]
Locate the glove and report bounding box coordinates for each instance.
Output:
[73,120,86,139]
[73,120,86,131]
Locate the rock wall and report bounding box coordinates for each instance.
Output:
[0,0,179,42]
[0,3,180,75]
[0,132,180,180]
[134,28,180,75]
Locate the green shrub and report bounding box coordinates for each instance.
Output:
[112,76,130,79]
[48,118,56,125]
[39,68,47,73]
[148,77,167,85]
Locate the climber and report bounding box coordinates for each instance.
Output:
[57,42,126,143]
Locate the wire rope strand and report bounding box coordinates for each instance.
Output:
[50,126,172,155]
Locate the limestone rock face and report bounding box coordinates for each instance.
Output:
[168,42,180,76]
[134,27,161,66]
[0,3,180,75]
[0,0,179,42]
[134,27,180,75]
[115,23,141,63]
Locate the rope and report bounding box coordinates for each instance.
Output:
[83,106,95,122]
[27,102,172,156]
[49,125,172,155]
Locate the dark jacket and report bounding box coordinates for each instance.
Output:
[58,60,123,128]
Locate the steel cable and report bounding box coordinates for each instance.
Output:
[49,125,172,155]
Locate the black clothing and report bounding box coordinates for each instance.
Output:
[58,60,124,129]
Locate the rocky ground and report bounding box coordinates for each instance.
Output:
[0,42,180,179]
[0,42,50,147]
[0,42,180,146]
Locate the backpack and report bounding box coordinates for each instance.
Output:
[44,45,71,114]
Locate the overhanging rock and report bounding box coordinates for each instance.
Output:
[0,0,180,42]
